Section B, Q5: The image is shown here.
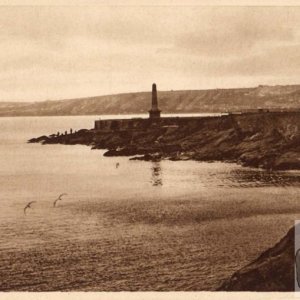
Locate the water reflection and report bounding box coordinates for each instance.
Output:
[150,162,163,186]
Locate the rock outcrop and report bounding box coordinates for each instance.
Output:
[29,111,300,171]
[218,226,295,291]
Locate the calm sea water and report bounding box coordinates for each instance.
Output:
[0,115,300,291]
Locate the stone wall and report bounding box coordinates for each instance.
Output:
[94,112,300,139]
[233,112,300,138]
[94,115,228,131]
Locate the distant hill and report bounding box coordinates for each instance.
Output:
[1,84,300,116]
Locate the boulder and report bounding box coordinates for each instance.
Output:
[274,152,300,170]
[27,135,49,143]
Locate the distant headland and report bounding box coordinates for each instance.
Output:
[29,83,300,171]
[3,83,300,117]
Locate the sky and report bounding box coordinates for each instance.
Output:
[1,4,300,101]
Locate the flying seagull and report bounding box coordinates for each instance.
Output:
[24,201,36,215]
[53,193,67,207]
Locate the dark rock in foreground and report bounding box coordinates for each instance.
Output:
[218,226,295,291]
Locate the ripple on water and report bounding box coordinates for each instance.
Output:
[0,116,300,290]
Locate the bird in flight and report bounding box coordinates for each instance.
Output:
[116,162,120,168]
[24,201,36,215]
[53,193,67,207]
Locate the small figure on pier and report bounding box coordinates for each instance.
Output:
[57,131,60,136]
[70,128,73,134]
[65,131,67,135]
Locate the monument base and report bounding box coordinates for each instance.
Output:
[149,110,161,119]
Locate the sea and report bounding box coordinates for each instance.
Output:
[0,114,299,291]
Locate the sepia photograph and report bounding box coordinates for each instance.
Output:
[1,1,300,298]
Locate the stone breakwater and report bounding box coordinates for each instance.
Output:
[29,111,300,170]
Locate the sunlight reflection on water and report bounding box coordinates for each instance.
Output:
[0,115,299,291]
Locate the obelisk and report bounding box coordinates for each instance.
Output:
[149,83,161,119]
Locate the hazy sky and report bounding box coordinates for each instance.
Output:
[1,5,300,101]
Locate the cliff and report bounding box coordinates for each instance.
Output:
[3,84,300,116]
[218,226,295,291]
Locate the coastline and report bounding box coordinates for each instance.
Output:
[29,111,300,171]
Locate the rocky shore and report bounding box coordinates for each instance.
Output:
[218,225,295,291]
[29,112,300,171]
